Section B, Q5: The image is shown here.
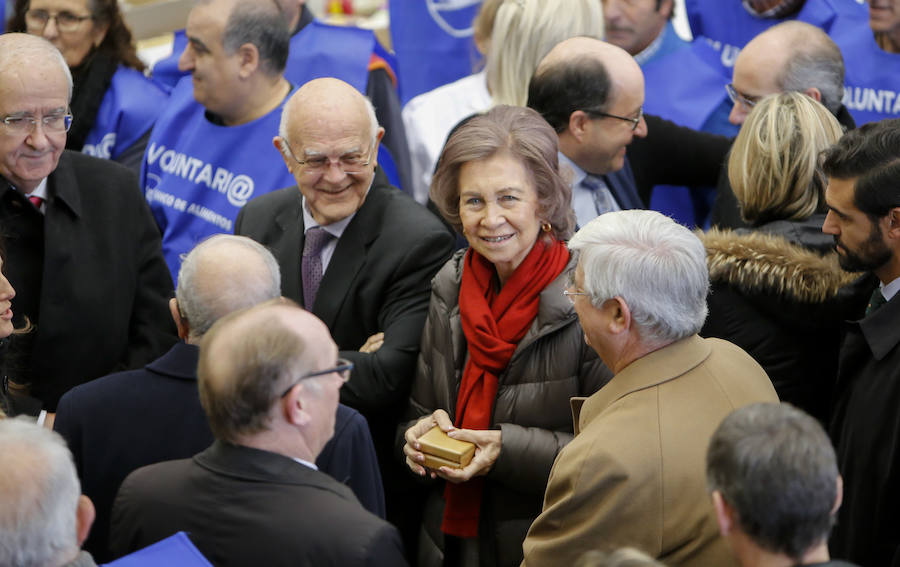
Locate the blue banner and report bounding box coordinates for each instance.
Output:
[390,0,483,105]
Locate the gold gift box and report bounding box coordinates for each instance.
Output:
[419,426,476,470]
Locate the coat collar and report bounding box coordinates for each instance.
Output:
[572,335,710,434]
[145,341,199,381]
[859,289,900,361]
[0,151,83,217]
[195,440,353,499]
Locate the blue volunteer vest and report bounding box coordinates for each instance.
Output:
[831,18,900,126]
[642,40,738,228]
[81,66,168,160]
[105,532,213,566]
[684,0,857,74]
[141,77,297,280]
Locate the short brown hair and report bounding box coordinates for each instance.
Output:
[729,92,843,225]
[197,299,310,443]
[430,104,574,240]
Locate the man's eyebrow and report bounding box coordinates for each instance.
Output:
[826,203,850,219]
[187,36,209,52]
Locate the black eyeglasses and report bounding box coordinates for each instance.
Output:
[584,107,643,131]
[280,358,354,398]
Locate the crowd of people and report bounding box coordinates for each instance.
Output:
[0,0,898,566]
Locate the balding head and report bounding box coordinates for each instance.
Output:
[730,21,844,124]
[528,37,647,175]
[275,78,384,226]
[198,301,341,456]
[0,33,73,101]
[174,234,281,340]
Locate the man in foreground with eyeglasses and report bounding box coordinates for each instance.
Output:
[710,20,854,230]
[57,235,384,562]
[235,77,454,550]
[110,299,407,565]
[522,210,777,566]
[0,34,174,414]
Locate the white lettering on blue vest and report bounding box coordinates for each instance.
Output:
[145,142,256,207]
[843,86,900,115]
[83,133,116,160]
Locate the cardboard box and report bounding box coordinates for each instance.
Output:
[418,426,475,469]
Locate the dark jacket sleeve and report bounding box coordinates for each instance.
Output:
[628,113,732,206]
[338,226,454,412]
[122,171,178,369]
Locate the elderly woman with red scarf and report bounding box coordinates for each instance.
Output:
[399,105,612,567]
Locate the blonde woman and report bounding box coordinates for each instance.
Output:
[699,92,866,423]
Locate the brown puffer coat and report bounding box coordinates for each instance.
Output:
[399,250,612,567]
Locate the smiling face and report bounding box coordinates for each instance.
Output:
[0,257,16,339]
[0,63,69,193]
[602,0,671,56]
[458,151,543,284]
[178,0,245,118]
[278,79,382,226]
[823,176,894,276]
[26,0,109,67]
[580,77,648,175]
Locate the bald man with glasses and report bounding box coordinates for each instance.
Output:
[110,300,408,566]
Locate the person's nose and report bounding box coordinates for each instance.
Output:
[0,274,14,302]
[633,114,648,138]
[480,200,507,229]
[822,210,839,235]
[728,101,748,126]
[26,121,53,151]
[321,160,349,185]
[42,16,60,40]
[178,45,195,72]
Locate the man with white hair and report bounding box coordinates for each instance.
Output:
[522,210,778,566]
[0,33,174,414]
[0,418,96,567]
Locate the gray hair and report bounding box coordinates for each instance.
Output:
[707,403,839,560]
[194,0,291,76]
[278,93,380,157]
[0,34,74,101]
[0,418,81,567]
[568,210,709,343]
[774,22,845,114]
[176,234,281,338]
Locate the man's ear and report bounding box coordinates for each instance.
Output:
[273,136,296,174]
[804,87,823,103]
[282,383,311,428]
[169,298,189,340]
[606,296,631,335]
[832,475,844,516]
[76,495,95,547]
[711,491,734,536]
[236,42,261,78]
[568,110,591,142]
[884,207,900,241]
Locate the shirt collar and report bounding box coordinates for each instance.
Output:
[881,275,900,302]
[291,456,318,471]
[558,152,588,188]
[632,24,667,65]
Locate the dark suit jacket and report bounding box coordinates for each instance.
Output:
[0,151,176,409]
[603,158,644,211]
[234,173,454,457]
[110,441,408,566]
[55,341,385,561]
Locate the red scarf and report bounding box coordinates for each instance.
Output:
[442,237,570,538]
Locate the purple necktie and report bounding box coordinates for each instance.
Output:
[302,227,333,309]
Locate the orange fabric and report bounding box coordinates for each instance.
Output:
[367,54,397,86]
